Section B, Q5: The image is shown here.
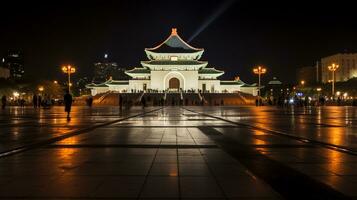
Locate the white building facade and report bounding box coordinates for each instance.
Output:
[87,28,257,96]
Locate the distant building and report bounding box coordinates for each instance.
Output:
[296,62,320,85]
[0,67,10,79]
[93,54,128,83]
[87,28,258,96]
[2,51,25,79]
[321,53,357,83]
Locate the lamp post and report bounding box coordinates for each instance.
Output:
[253,66,267,106]
[328,63,339,99]
[62,65,76,93]
[300,80,305,86]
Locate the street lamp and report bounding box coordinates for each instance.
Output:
[62,65,76,93]
[253,66,267,106]
[38,86,44,92]
[328,63,339,99]
[300,80,305,86]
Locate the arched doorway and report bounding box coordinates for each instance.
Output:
[169,78,180,90]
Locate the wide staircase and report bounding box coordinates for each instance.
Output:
[92,91,256,106]
[182,93,202,106]
[201,92,255,105]
[165,93,182,106]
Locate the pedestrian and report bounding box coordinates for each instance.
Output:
[141,96,146,108]
[1,95,6,109]
[33,94,38,108]
[119,94,123,110]
[38,95,42,108]
[63,90,73,119]
[20,98,25,107]
[88,95,93,107]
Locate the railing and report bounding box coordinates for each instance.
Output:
[96,91,113,104]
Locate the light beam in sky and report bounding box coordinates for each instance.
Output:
[188,0,237,43]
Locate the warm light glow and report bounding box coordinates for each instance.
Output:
[13,92,19,97]
[253,66,267,74]
[328,63,339,72]
[171,28,178,35]
[336,91,341,96]
[53,80,58,84]
[61,65,76,74]
[343,92,348,97]
[316,88,322,92]
[300,80,305,85]
[38,86,44,92]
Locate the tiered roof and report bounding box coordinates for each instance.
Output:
[198,68,224,75]
[145,28,203,53]
[141,60,207,66]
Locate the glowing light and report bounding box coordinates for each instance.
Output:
[104,54,108,59]
[300,80,305,85]
[253,66,267,74]
[343,93,348,98]
[13,92,19,97]
[38,86,44,92]
[336,91,341,96]
[53,80,58,84]
[62,65,76,74]
[316,88,322,92]
[328,63,339,72]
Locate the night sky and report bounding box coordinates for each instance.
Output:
[1,0,357,84]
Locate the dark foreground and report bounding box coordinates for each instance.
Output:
[0,106,356,199]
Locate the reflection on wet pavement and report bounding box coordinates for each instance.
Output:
[0,106,356,198]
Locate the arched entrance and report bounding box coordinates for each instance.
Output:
[169,78,180,90]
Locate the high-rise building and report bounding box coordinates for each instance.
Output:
[2,51,24,79]
[321,53,357,83]
[93,54,128,83]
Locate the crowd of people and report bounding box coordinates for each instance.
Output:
[1,90,74,120]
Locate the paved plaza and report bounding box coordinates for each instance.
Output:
[0,106,356,199]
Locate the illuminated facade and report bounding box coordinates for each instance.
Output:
[321,53,357,83]
[87,28,257,96]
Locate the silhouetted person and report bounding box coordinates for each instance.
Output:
[38,95,42,108]
[87,95,93,107]
[64,90,73,119]
[141,96,146,108]
[20,98,25,107]
[1,95,6,109]
[33,94,38,108]
[119,94,123,110]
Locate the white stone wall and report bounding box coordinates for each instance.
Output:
[90,87,109,96]
[150,70,199,91]
[198,80,221,92]
[108,85,130,93]
[220,85,241,93]
[240,87,258,96]
[128,80,151,92]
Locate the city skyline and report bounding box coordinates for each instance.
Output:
[0,0,357,83]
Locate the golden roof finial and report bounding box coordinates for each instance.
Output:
[171,28,177,35]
